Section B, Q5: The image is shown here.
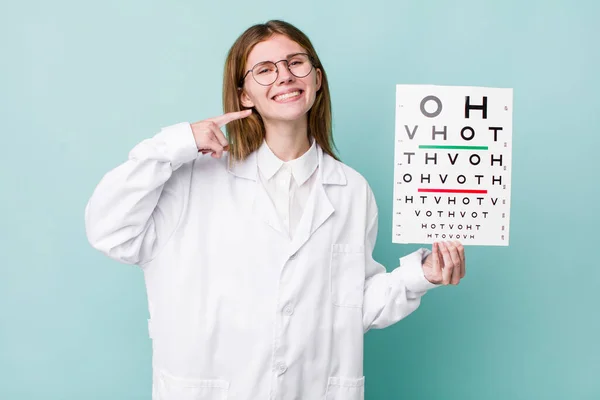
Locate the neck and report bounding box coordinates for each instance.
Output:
[263,116,311,161]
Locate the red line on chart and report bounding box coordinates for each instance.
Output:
[418,189,488,194]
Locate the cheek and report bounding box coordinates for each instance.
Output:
[308,75,320,93]
[253,94,271,110]
[306,78,319,100]
[246,87,270,107]
[251,92,276,116]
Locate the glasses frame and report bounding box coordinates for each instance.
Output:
[238,52,317,88]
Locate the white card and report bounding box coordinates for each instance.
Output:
[392,84,513,246]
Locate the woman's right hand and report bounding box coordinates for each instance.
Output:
[190,109,252,159]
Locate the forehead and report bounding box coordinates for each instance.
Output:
[246,34,306,66]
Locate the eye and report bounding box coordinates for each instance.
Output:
[254,63,276,75]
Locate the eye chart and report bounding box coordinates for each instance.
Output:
[392,85,513,246]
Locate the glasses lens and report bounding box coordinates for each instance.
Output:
[253,62,278,85]
[251,54,314,86]
[288,54,312,78]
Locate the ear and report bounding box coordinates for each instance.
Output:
[315,68,322,92]
[239,89,255,108]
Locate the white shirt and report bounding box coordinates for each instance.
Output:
[84,122,439,400]
[257,139,318,239]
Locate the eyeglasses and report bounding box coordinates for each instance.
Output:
[239,53,316,87]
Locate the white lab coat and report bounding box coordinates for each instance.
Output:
[85,122,438,400]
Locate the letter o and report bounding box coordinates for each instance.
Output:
[420,95,442,118]
[461,126,475,141]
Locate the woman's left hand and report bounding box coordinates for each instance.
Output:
[422,240,466,285]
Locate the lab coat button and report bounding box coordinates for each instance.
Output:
[276,362,287,374]
[283,304,294,316]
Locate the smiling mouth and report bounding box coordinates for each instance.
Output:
[272,90,304,102]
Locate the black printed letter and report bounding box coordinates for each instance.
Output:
[465,96,487,119]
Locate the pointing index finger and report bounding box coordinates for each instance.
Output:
[209,109,252,128]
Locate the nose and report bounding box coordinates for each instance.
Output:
[275,60,294,85]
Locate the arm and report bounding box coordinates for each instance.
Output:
[84,122,199,265]
[362,192,440,333]
[84,110,252,265]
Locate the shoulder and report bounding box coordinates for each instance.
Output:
[189,151,231,174]
[322,152,372,191]
[341,162,368,186]
[322,153,378,214]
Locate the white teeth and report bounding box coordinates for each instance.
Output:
[274,91,301,101]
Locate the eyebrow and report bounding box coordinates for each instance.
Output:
[253,53,305,65]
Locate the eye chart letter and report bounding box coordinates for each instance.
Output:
[392,85,513,246]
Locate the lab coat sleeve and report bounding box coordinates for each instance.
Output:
[85,122,199,265]
[362,199,440,333]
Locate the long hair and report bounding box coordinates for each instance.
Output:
[222,20,337,162]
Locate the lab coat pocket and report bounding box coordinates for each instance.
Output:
[157,369,229,400]
[325,376,365,400]
[330,244,365,308]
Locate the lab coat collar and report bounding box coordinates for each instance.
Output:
[256,140,283,181]
[227,151,258,181]
[227,140,345,247]
[317,145,347,186]
[227,141,346,186]
[256,139,318,186]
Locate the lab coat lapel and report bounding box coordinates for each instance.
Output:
[289,146,347,256]
[253,180,287,236]
[289,182,333,255]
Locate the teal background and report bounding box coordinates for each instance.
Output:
[1,0,599,398]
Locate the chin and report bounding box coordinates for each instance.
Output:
[262,105,312,123]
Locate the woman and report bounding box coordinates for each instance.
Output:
[85,19,465,400]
